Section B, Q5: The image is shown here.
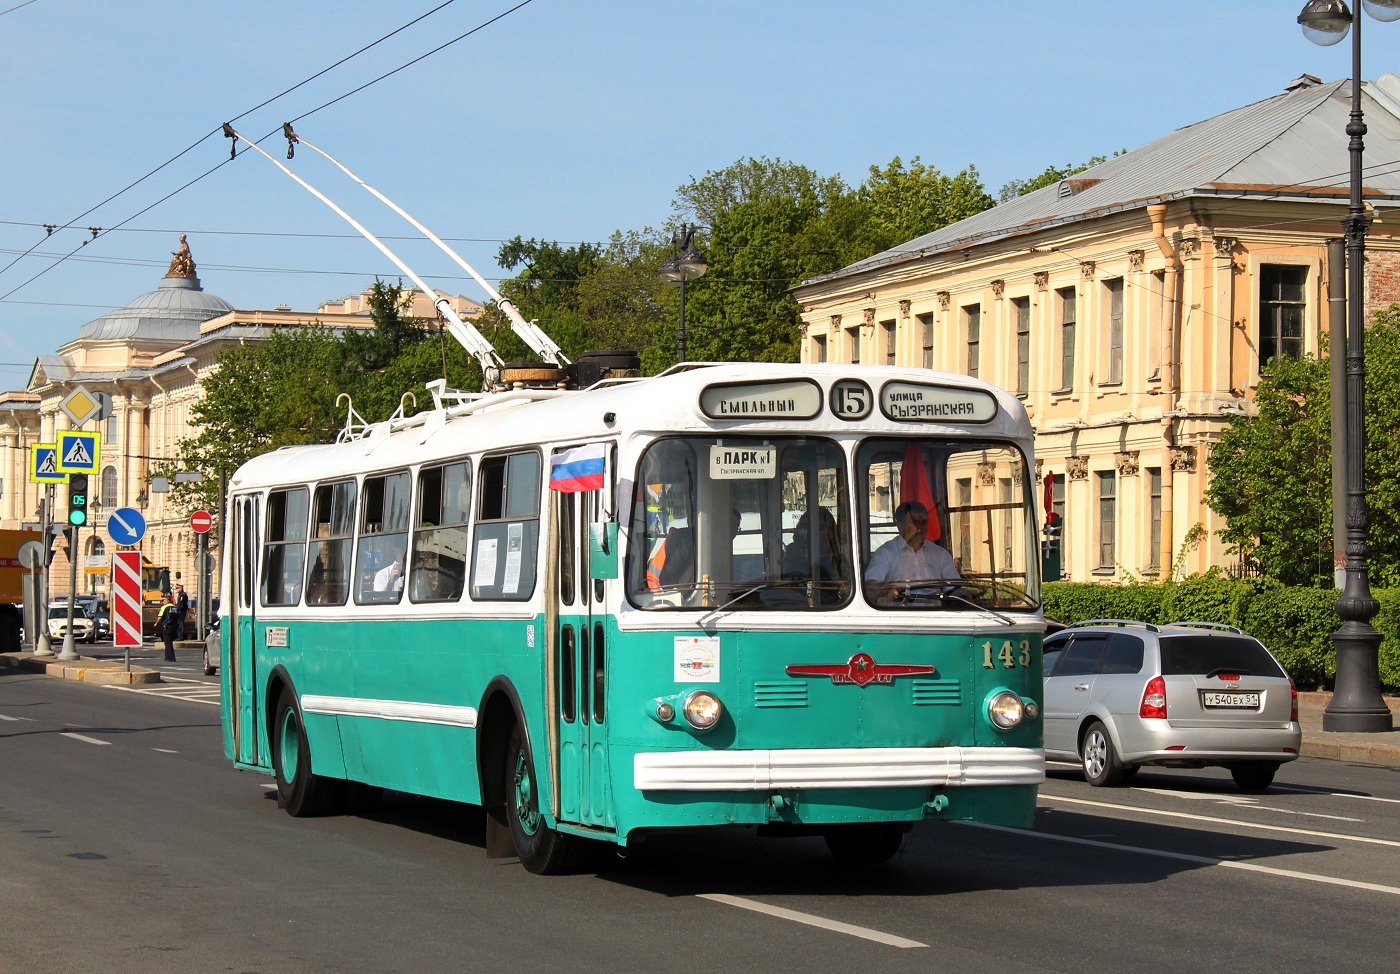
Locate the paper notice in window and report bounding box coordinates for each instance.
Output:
[474,538,498,589]
[503,523,523,594]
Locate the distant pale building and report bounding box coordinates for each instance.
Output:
[318,286,482,320]
[794,74,1400,583]
[0,239,481,600]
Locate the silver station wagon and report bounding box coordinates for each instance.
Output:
[1042,620,1301,791]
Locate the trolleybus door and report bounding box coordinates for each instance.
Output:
[553,488,613,831]
[229,494,261,766]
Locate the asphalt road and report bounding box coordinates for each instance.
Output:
[2,664,1397,974]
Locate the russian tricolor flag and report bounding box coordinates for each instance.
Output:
[550,443,607,493]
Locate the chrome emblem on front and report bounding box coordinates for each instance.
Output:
[786,652,934,687]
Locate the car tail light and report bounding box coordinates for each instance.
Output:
[1290,680,1298,722]
[1140,676,1167,719]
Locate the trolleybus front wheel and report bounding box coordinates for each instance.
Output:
[823,823,905,864]
[273,688,338,817]
[504,724,588,874]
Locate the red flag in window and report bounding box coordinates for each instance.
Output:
[1043,472,1054,518]
[900,442,941,541]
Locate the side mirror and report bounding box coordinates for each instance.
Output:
[589,523,619,580]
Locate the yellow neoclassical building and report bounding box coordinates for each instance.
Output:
[0,238,482,600]
[794,74,1400,583]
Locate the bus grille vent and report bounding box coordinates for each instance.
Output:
[754,682,809,708]
[911,680,962,706]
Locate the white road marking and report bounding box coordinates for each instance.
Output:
[103,682,220,706]
[1271,784,1400,805]
[698,893,927,948]
[152,748,178,754]
[1043,793,1400,847]
[60,732,110,746]
[1130,787,1363,823]
[0,713,31,721]
[966,822,1400,897]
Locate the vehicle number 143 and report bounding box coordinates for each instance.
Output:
[982,639,1032,669]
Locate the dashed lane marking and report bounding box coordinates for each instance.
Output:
[698,894,927,948]
[1042,793,1400,848]
[964,821,1400,898]
[60,732,110,746]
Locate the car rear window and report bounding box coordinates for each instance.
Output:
[1158,635,1286,678]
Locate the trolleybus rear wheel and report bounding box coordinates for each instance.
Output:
[273,688,338,817]
[504,724,587,874]
[823,823,905,864]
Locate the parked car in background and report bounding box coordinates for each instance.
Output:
[47,604,94,643]
[1042,620,1301,791]
[73,596,109,641]
[203,613,220,675]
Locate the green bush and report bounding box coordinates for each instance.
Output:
[1043,577,1399,693]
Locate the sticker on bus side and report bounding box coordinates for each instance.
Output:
[675,636,721,682]
[265,626,289,648]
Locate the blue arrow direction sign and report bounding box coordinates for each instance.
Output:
[107,507,147,546]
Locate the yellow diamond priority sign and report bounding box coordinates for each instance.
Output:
[60,386,102,426]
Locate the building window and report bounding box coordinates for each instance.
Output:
[813,334,827,363]
[956,477,973,567]
[964,304,981,379]
[1097,471,1116,570]
[883,319,896,365]
[849,326,861,364]
[105,413,117,441]
[1260,264,1307,363]
[1013,297,1030,396]
[1105,279,1124,384]
[1058,286,1076,391]
[1148,467,1162,574]
[918,312,934,368]
[1049,473,1066,560]
[101,465,118,508]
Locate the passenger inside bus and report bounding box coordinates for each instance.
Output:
[781,507,846,602]
[645,508,741,594]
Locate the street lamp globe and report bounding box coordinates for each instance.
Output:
[1363,0,1400,22]
[1299,0,1352,43]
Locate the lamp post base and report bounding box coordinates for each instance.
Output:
[1325,621,1394,732]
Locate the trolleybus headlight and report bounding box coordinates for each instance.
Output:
[682,690,723,731]
[988,691,1025,729]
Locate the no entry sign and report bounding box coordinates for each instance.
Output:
[190,510,213,534]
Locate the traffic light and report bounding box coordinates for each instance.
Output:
[67,473,89,527]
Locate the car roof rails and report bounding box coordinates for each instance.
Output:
[1163,621,1244,634]
[1067,618,1160,632]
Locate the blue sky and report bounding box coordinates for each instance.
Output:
[4,0,1399,386]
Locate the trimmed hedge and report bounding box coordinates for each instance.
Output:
[1044,577,1400,693]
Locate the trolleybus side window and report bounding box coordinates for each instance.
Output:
[261,487,309,607]
[471,451,541,601]
[356,470,412,605]
[411,460,471,603]
[305,480,356,606]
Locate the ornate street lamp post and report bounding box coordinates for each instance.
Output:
[659,224,708,363]
[1298,0,1398,731]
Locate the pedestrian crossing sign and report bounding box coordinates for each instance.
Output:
[56,430,100,475]
[29,443,67,484]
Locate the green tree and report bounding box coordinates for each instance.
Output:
[1205,351,1333,586]
[1205,305,1400,587]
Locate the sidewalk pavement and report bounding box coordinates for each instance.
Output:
[1295,690,1400,768]
[4,650,1399,769]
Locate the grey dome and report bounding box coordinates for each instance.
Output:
[77,275,234,342]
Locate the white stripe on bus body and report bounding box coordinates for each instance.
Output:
[300,694,478,728]
[634,746,1045,791]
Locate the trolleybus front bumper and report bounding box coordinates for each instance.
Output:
[634,745,1045,791]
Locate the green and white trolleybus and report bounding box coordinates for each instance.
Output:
[215,127,1046,871]
[216,361,1047,872]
